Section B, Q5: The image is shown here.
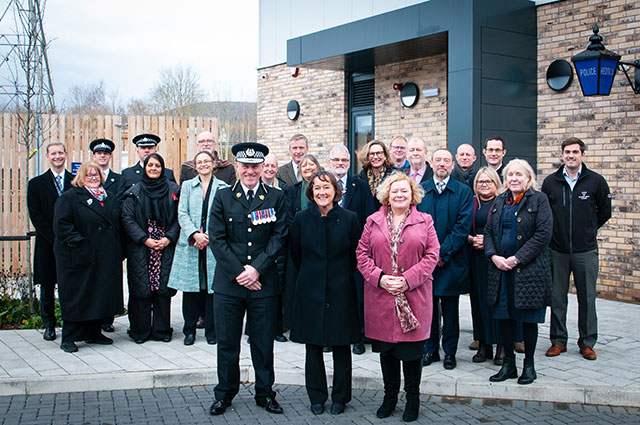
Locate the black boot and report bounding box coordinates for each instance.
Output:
[484,343,494,360]
[377,352,400,418]
[518,358,537,385]
[472,342,487,362]
[493,344,504,365]
[402,358,422,422]
[489,356,517,382]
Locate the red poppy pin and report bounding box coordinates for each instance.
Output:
[172,192,178,201]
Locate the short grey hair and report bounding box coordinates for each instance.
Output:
[329,144,349,158]
[407,137,427,150]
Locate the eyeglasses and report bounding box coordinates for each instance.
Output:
[86,173,100,180]
[391,145,406,151]
[369,151,385,157]
[476,180,494,186]
[330,158,350,163]
[485,148,503,153]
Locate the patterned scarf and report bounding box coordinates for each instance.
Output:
[85,185,107,202]
[366,167,387,196]
[505,191,524,205]
[386,208,421,333]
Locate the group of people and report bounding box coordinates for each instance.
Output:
[26,130,611,422]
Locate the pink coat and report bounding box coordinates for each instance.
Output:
[356,205,440,343]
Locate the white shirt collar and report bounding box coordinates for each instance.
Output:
[240,181,259,197]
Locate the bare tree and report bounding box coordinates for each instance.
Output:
[126,97,154,115]
[149,65,206,116]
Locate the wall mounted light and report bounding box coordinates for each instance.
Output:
[546,59,573,91]
[571,24,640,96]
[286,100,300,120]
[400,82,419,108]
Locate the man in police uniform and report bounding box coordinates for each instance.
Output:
[208,142,287,416]
[119,133,176,197]
[90,138,122,332]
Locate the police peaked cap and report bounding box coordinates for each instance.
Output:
[232,142,269,164]
[89,138,115,153]
[132,133,161,147]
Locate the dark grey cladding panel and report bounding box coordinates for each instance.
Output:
[481,27,537,59]
[482,79,537,108]
[475,0,537,36]
[482,53,536,84]
[482,104,537,133]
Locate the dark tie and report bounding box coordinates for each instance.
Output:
[436,181,446,194]
[338,179,345,207]
[247,189,254,203]
[55,174,63,196]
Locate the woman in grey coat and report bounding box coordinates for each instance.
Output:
[168,151,228,345]
[484,159,552,385]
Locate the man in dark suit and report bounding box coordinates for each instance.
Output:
[483,136,507,181]
[276,133,308,187]
[451,143,477,186]
[208,142,287,416]
[120,133,176,196]
[90,138,122,333]
[180,131,236,185]
[405,137,434,183]
[27,142,74,341]
[329,144,376,355]
[418,148,473,370]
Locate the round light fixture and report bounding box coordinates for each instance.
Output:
[400,83,419,108]
[287,100,300,120]
[546,59,573,91]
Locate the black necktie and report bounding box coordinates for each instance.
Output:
[247,189,254,203]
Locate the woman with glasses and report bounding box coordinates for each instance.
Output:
[467,167,502,364]
[168,151,228,345]
[53,162,124,353]
[284,153,322,225]
[357,140,394,210]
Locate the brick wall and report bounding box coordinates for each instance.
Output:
[256,65,347,168]
[537,0,640,302]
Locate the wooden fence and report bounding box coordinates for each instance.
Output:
[0,113,219,277]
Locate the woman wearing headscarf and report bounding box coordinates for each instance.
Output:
[285,171,362,416]
[357,172,440,422]
[168,151,228,345]
[121,153,180,343]
[53,162,124,353]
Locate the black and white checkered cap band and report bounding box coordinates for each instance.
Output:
[235,148,265,163]
[136,138,158,147]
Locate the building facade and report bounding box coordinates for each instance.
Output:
[257,0,640,302]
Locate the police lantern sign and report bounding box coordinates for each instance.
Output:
[571,24,620,96]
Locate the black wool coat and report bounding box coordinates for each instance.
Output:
[53,187,124,321]
[121,183,180,298]
[484,189,553,310]
[284,204,362,347]
[27,169,74,285]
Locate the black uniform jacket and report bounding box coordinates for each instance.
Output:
[209,181,288,299]
[103,169,122,195]
[121,182,180,298]
[53,187,124,322]
[27,169,74,285]
[284,204,362,346]
[119,163,176,198]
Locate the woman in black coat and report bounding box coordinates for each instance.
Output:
[284,153,322,225]
[121,153,180,343]
[285,171,362,416]
[356,140,394,210]
[484,159,552,385]
[53,162,124,353]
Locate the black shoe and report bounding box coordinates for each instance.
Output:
[207,338,218,345]
[209,399,231,415]
[376,398,397,418]
[402,399,420,422]
[490,357,517,382]
[493,344,504,366]
[184,334,195,346]
[310,404,324,415]
[84,334,113,345]
[60,341,78,353]
[352,343,365,355]
[152,336,171,343]
[101,324,115,333]
[274,334,288,342]
[256,397,283,414]
[422,352,440,366]
[443,354,457,370]
[472,343,487,363]
[323,346,332,353]
[330,403,345,415]
[196,317,205,329]
[518,359,537,385]
[43,327,56,341]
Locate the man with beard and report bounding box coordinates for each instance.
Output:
[180,131,236,185]
[405,137,434,183]
[417,148,473,370]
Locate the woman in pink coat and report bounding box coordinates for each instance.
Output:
[357,172,440,422]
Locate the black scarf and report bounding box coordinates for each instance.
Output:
[140,153,171,227]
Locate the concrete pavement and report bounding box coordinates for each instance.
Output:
[0,293,639,407]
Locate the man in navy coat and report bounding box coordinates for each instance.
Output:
[418,148,473,370]
[329,144,376,354]
[27,142,74,341]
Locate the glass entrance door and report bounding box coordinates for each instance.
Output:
[350,110,373,174]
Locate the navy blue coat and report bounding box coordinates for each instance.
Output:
[417,177,473,296]
[341,175,376,229]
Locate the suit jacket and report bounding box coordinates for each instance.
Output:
[276,160,297,187]
[119,163,176,198]
[103,169,122,195]
[340,175,376,229]
[417,177,473,296]
[27,169,74,285]
[284,180,305,226]
[209,182,288,298]
[404,163,434,184]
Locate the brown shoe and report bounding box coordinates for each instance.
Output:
[545,344,567,357]
[469,340,479,350]
[514,342,525,353]
[580,345,597,360]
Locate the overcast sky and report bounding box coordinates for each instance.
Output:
[43,0,259,106]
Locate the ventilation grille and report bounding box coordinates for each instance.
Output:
[352,79,374,107]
